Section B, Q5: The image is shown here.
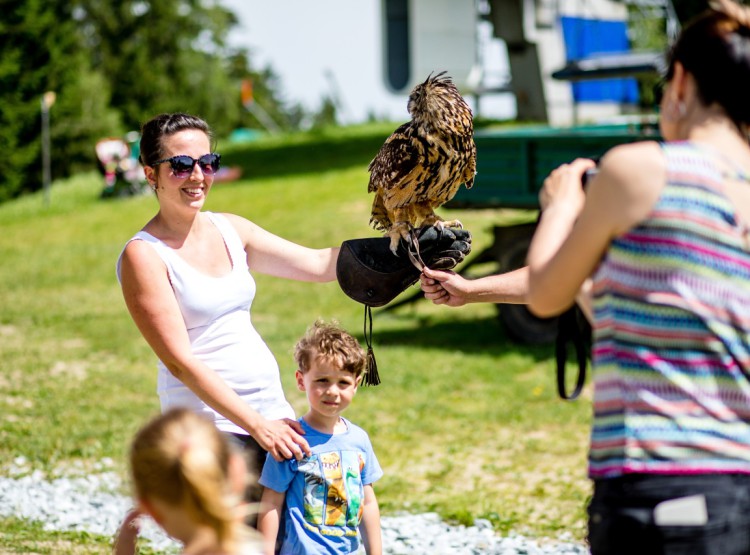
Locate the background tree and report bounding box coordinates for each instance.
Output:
[74,0,247,136]
[625,0,742,110]
[672,0,711,25]
[0,0,307,201]
[0,1,119,200]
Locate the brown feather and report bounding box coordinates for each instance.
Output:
[368,72,476,233]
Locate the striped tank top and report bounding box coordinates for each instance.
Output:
[589,141,750,479]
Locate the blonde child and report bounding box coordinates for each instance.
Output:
[257,321,382,555]
[113,408,264,554]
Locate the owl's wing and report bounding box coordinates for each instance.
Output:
[367,124,425,209]
[462,138,477,189]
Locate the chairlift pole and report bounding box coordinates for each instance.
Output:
[245,102,282,134]
[241,78,281,134]
[41,91,56,207]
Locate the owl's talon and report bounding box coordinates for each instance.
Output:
[389,238,400,256]
[439,219,463,230]
[388,222,413,255]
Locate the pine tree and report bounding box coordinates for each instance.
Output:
[0,0,297,200]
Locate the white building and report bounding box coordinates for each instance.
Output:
[223,0,669,127]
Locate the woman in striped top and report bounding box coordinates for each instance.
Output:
[525,0,750,553]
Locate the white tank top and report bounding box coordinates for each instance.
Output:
[117,212,295,433]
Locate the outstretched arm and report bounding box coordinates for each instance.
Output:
[112,509,142,555]
[359,485,382,555]
[223,213,339,282]
[258,488,286,555]
[420,266,529,307]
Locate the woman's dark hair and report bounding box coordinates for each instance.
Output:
[139,113,213,167]
[666,6,750,127]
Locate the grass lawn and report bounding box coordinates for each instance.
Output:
[0,126,592,553]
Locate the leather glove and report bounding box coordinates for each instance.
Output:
[337,227,472,307]
[400,226,472,271]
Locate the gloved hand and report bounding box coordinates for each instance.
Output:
[337,227,472,307]
[398,226,472,271]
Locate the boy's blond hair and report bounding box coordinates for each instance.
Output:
[294,320,367,378]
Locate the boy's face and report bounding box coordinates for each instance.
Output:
[296,356,360,420]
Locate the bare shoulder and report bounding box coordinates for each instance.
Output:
[215,212,243,228]
[216,212,259,231]
[216,212,261,239]
[121,237,157,265]
[591,141,666,233]
[119,239,166,284]
[598,141,664,193]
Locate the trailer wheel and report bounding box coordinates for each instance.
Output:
[496,233,559,345]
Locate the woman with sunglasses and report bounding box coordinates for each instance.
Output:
[423,1,750,553]
[116,113,338,509]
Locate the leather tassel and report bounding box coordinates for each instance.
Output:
[362,305,381,386]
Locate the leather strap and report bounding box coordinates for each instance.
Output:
[555,306,588,400]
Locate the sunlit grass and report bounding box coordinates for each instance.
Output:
[0,129,591,552]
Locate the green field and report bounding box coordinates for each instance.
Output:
[0,126,591,553]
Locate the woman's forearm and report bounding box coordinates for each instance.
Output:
[165,358,265,435]
[464,267,529,304]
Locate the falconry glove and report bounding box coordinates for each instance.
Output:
[406,226,472,271]
[336,226,471,387]
[337,226,472,307]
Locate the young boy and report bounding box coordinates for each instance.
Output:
[258,320,383,555]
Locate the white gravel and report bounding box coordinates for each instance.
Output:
[0,457,589,554]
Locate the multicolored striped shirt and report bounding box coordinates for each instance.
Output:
[589,141,750,479]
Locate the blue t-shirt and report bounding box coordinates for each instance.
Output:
[260,417,383,555]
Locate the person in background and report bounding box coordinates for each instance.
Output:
[258,320,382,555]
[112,407,264,555]
[423,1,750,553]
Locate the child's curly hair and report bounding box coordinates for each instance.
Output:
[294,320,367,378]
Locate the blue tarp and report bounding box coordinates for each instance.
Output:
[560,16,640,103]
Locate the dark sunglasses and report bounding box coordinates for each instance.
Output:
[152,153,221,179]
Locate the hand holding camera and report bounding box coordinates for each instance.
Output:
[538,158,597,214]
[581,166,599,187]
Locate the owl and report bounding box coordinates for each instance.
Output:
[368,71,476,254]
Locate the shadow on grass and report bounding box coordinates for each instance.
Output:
[367,313,554,363]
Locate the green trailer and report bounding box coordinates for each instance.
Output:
[452,120,661,209]
[443,120,661,343]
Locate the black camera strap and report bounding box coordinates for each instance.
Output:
[535,174,594,400]
[555,305,589,400]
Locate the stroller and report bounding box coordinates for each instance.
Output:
[96,132,148,198]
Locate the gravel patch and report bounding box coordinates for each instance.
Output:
[0,457,589,554]
[380,513,588,554]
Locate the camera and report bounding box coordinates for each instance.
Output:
[581,167,599,187]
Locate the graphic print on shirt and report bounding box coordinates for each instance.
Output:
[300,450,365,530]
